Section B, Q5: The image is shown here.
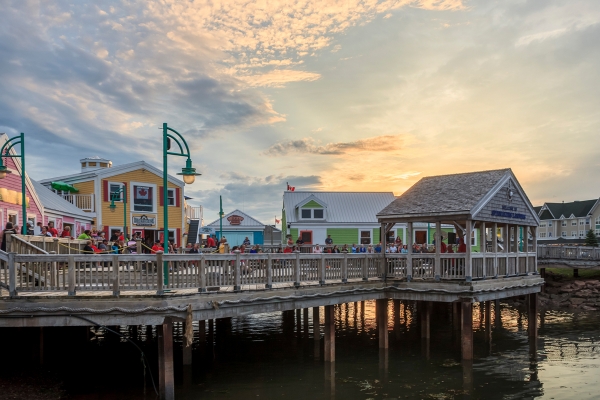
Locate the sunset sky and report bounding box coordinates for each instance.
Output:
[1,0,599,224]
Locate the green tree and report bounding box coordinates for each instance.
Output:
[584,229,599,247]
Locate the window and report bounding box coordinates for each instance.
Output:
[539,232,546,238]
[561,221,567,227]
[100,162,107,167]
[548,221,552,227]
[167,189,175,206]
[571,231,577,237]
[360,230,371,245]
[299,230,312,244]
[586,218,590,225]
[571,220,577,226]
[132,184,154,212]
[8,212,18,225]
[109,183,124,202]
[580,220,585,225]
[561,232,566,237]
[596,216,600,225]
[300,208,324,219]
[540,222,546,227]
[580,230,584,237]
[596,229,600,236]
[89,162,97,167]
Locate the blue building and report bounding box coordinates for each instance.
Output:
[205,209,279,246]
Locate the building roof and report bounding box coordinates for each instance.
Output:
[283,191,396,223]
[206,209,266,228]
[377,168,539,225]
[38,160,185,187]
[31,180,94,220]
[538,200,597,219]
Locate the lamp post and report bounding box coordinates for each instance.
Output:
[163,123,201,285]
[219,195,224,241]
[109,187,127,240]
[0,133,27,234]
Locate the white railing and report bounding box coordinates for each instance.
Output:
[62,193,95,212]
[185,205,202,220]
[537,245,600,260]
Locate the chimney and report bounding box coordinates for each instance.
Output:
[80,156,112,172]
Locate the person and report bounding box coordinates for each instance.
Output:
[325,235,333,246]
[249,245,258,254]
[206,235,216,248]
[127,238,137,254]
[341,244,349,253]
[25,222,34,235]
[395,236,402,245]
[447,244,454,254]
[374,243,382,253]
[389,244,397,253]
[400,245,408,254]
[13,225,19,235]
[359,244,367,253]
[367,245,373,253]
[458,237,466,253]
[440,236,448,253]
[34,222,43,235]
[218,237,228,254]
[243,236,251,246]
[189,243,200,254]
[1,222,17,252]
[112,241,121,254]
[110,231,121,242]
[151,241,164,254]
[351,244,357,253]
[83,240,95,254]
[39,226,52,237]
[313,244,322,254]
[61,226,73,238]
[287,236,293,246]
[283,245,293,254]
[78,230,92,240]
[332,245,340,253]
[98,239,109,253]
[295,236,304,246]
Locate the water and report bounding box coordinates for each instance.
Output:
[17,301,600,399]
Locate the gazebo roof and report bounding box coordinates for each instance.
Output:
[377,168,539,226]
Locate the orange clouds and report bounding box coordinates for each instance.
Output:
[263,134,404,156]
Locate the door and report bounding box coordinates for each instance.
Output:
[415,231,427,245]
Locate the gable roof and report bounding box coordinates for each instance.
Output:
[284,191,396,223]
[377,168,539,225]
[31,180,94,220]
[295,194,328,209]
[540,200,597,220]
[206,209,266,227]
[38,161,185,187]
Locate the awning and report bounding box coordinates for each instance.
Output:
[51,181,79,193]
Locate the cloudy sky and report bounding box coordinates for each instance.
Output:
[1,0,599,225]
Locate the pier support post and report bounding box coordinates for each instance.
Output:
[461,302,473,361]
[324,305,335,362]
[158,319,174,400]
[303,308,309,336]
[528,293,538,354]
[452,302,461,333]
[313,307,320,341]
[484,301,491,343]
[198,320,206,354]
[182,321,192,366]
[376,299,388,349]
[296,309,301,338]
[421,301,431,340]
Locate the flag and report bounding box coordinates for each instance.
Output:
[286,183,295,191]
[136,186,150,199]
[275,217,281,224]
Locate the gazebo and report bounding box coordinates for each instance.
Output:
[376,168,542,360]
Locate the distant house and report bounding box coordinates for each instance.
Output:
[281,191,397,246]
[535,199,600,244]
[205,209,280,246]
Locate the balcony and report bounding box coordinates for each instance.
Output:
[185,205,202,220]
[62,193,95,212]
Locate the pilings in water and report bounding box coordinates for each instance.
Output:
[324,305,335,362]
[461,301,473,361]
[528,293,538,355]
[157,319,174,400]
[376,299,388,350]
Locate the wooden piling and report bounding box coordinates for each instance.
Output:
[485,300,491,342]
[421,301,431,340]
[313,307,320,341]
[158,319,174,400]
[528,293,538,354]
[324,305,335,362]
[461,302,473,361]
[376,299,388,349]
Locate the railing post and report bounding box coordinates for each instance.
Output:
[319,253,326,285]
[362,253,368,281]
[234,250,241,292]
[342,252,348,283]
[199,256,206,292]
[492,222,498,278]
[294,251,301,288]
[136,238,142,254]
[480,221,486,279]
[465,220,472,281]
[53,238,59,255]
[8,252,16,297]
[157,251,164,295]
[266,253,273,289]
[406,222,413,281]
[67,255,76,296]
[50,251,57,289]
[5,233,13,253]
[435,221,442,281]
[112,255,120,296]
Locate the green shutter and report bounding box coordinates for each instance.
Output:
[290,228,298,241]
[281,209,287,243]
[326,228,359,245]
[373,228,380,244]
[302,200,323,208]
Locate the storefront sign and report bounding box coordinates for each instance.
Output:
[491,205,526,220]
[132,215,156,227]
[227,215,244,225]
[199,227,215,234]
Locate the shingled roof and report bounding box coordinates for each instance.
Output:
[539,200,598,219]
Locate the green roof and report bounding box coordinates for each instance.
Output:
[541,199,597,219]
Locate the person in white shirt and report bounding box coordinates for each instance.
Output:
[389,244,398,253]
[313,244,322,254]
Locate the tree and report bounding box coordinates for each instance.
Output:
[584,229,598,247]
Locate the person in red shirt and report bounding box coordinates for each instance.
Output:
[440,235,448,253]
[47,221,59,237]
[151,241,164,254]
[206,235,216,248]
[283,246,293,254]
[457,237,467,253]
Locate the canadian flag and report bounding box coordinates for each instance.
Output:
[286,183,295,191]
[275,218,281,224]
[137,186,149,199]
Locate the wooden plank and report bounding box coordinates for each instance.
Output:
[158,319,175,400]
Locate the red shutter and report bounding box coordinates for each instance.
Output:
[176,188,180,207]
[176,228,181,248]
[102,180,109,202]
[159,186,164,206]
[103,226,109,237]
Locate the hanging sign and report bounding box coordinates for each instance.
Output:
[132,214,156,227]
[227,215,244,225]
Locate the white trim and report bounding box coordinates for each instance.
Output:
[108,181,125,202]
[130,181,157,214]
[7,210,19,225]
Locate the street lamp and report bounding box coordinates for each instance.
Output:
[0,133,27,234]
[162,123,201,284]
[109,187,127,240]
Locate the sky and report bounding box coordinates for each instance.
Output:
[1,0,600,226]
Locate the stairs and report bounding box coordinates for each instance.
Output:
[188,219,200,245]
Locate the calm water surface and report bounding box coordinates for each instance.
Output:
[64,301,599,400]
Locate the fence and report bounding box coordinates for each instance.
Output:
[537,245,600,261]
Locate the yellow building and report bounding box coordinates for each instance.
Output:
[38,157,191,248]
